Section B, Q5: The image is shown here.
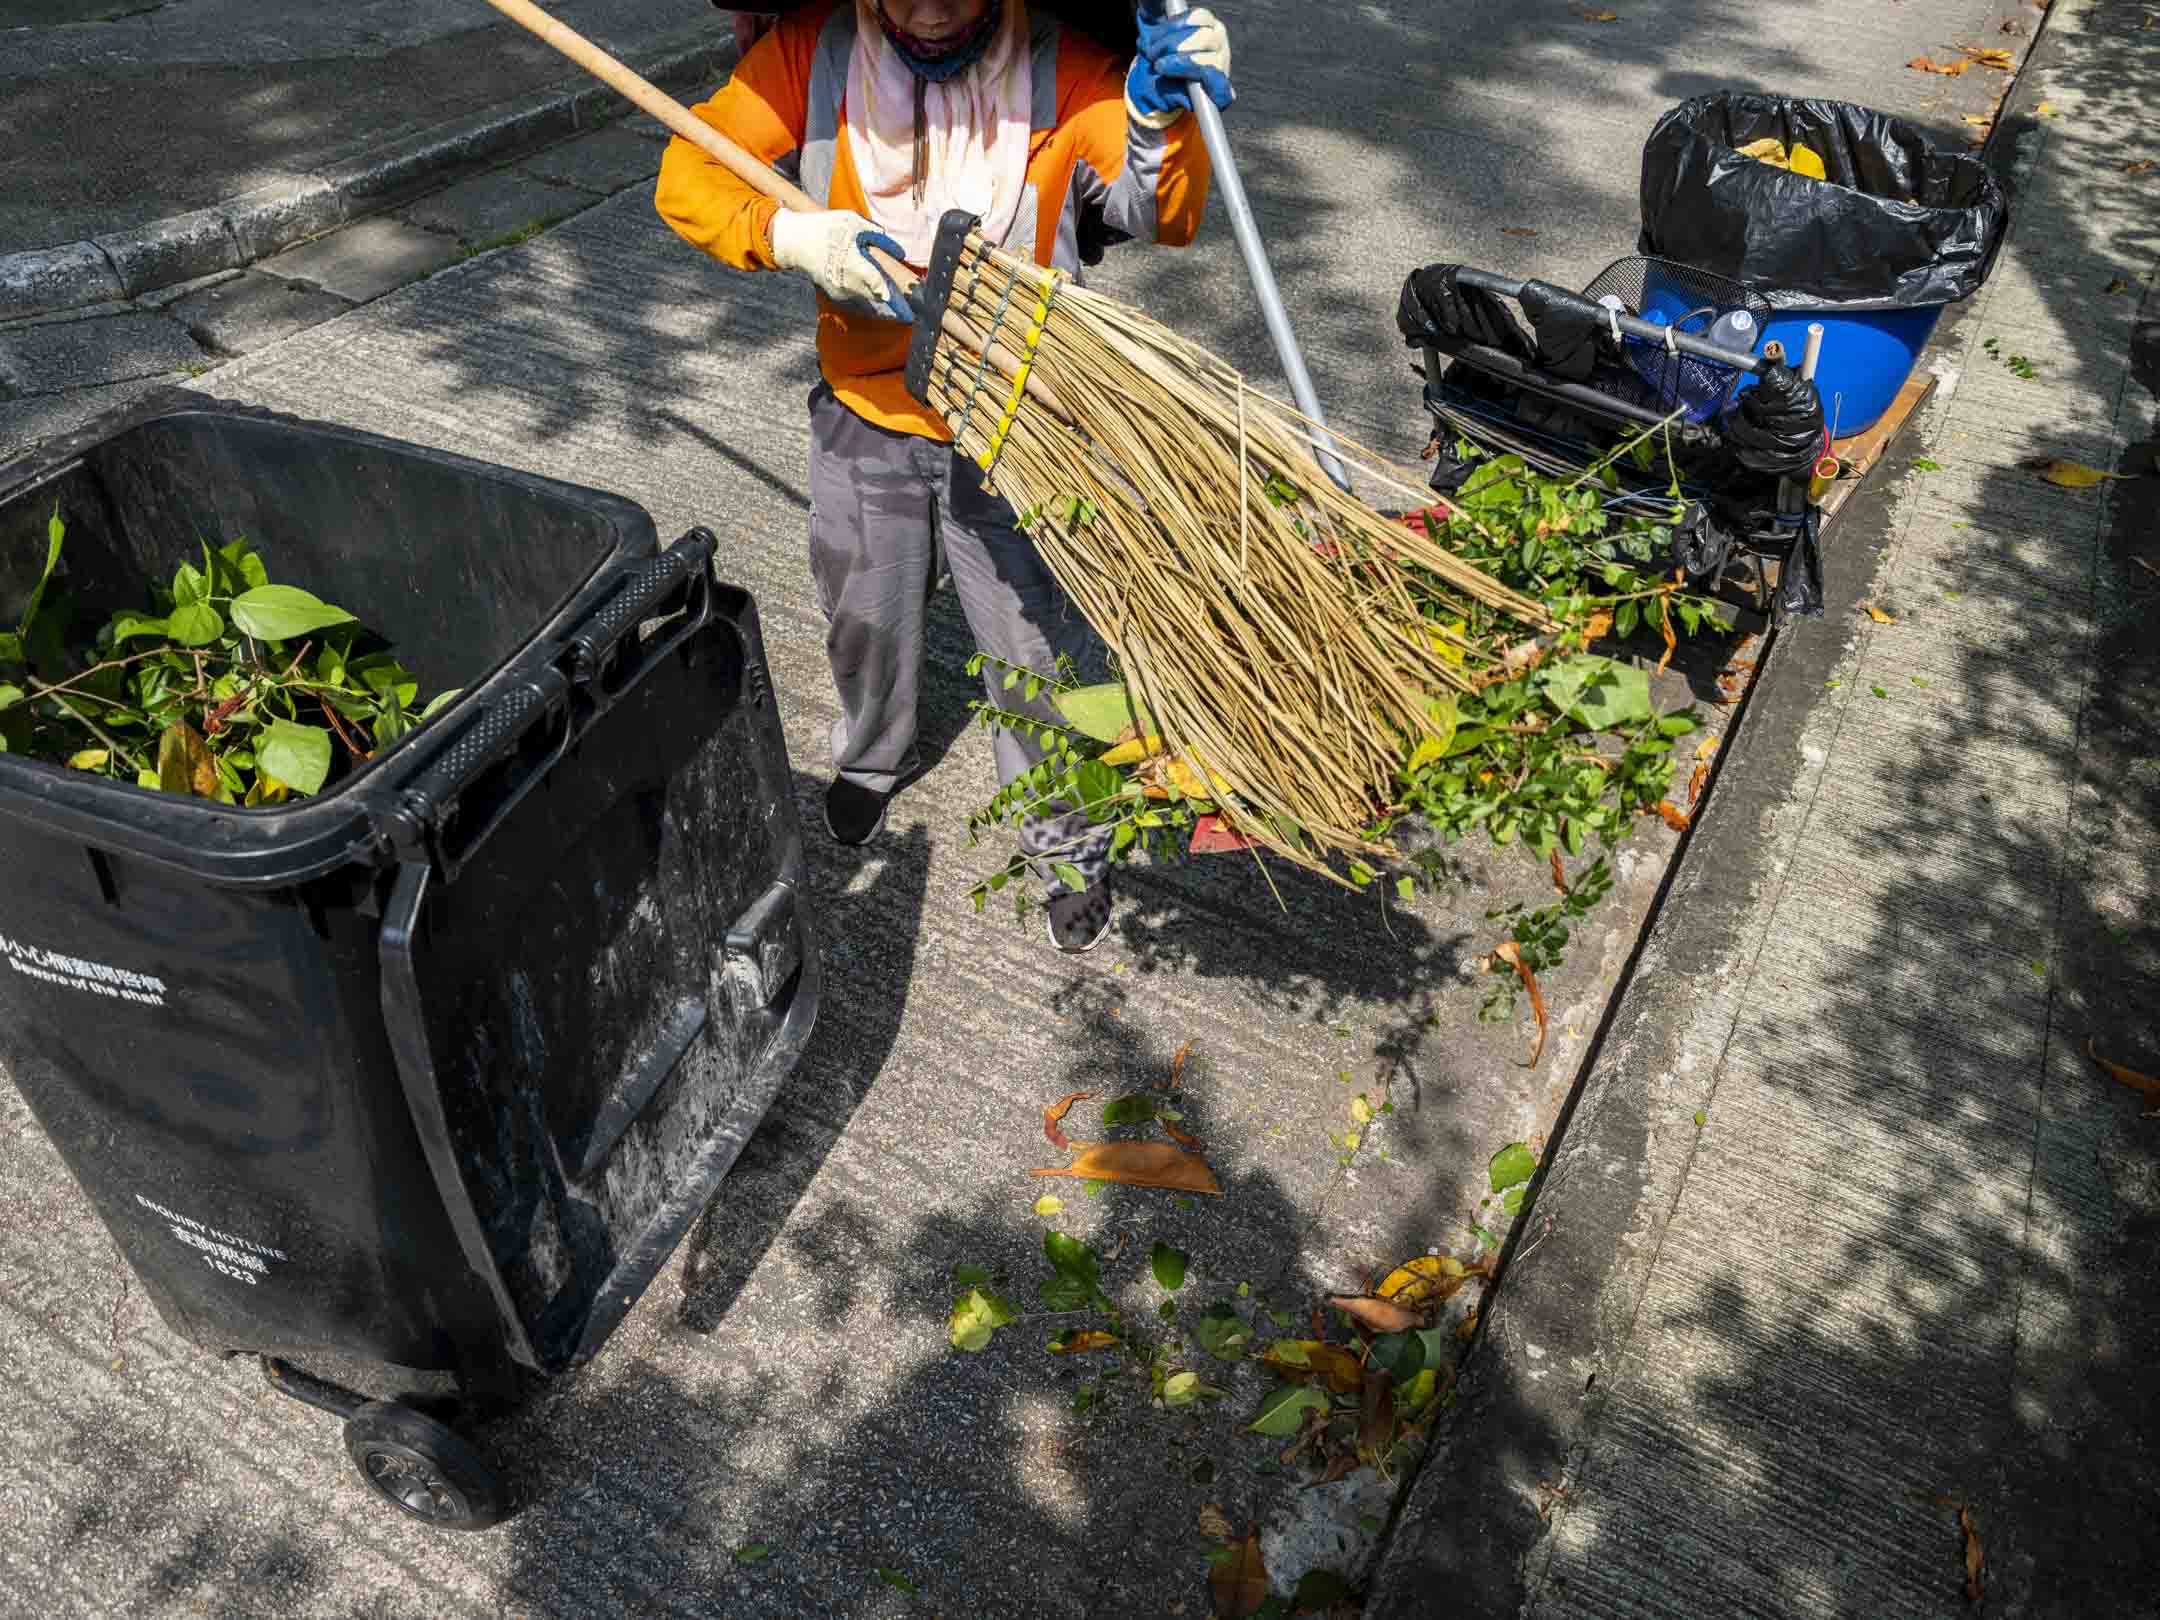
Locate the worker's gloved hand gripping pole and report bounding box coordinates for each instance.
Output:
[475,0,1068,429]
[1145,0,1353,493]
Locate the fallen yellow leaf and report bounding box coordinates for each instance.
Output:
[1788,143,1827,180]
[1198,1503,1235,1543]
[66,748,110,771]
[1863,602,1898,624]
[1033,1194,1064,1217]
[1032,1140,1223,1195]
[1908,54,1969,74]
[2036,458,2127,488]
[1963,114,1995,128]
[1738,136,1789,165]
[1574,6,1619,18]
[1378,1254,1468,1307]
[1654,800,1692,832]
[1098,733,1164,768]
[1048,1330,1120,1354]
[2035,100,2057,116]
[1350,1094,1375,1126]
[1965,44,2015,68]
[2086,1038,2160,1102]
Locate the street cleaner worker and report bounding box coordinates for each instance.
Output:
[655,0,1232,953]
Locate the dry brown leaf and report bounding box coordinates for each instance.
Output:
[1310,1449,1360,1488]
[2135,556,2160,581]
[1359,1367,1396,1458]
[1688,761,1711,805]
[2107,277,2133,294]
[1908,54,1969,74]
[1033,1140,1223,1194]
[1263,1339,1366,1393]
[1654,800,1692,832]
[1043,1090,1094,1150]
[1573,6,1619,17]
[1328,1294,1424,1334]
[1494,940,1549,1067]
[1657,601,1678,672]
[1582,608,1615,642]
[1210,1530,1269,1620]
[1964,44,2015,68]
[1862,602,1898,624]
[1198,1503,1235,1543]
[1959,1505,1986,1602]
[1550,848,1568,895]
[2035,457,2127,488]
[2086,1038,2160,1102]
[2124,158,2156,174]
[1166,1041,1192,1090]
[1162,1117,1205,1151]
[1500,226,1539,237]
[1050,1330,1120,1354]
[1457,1308,1481,1342]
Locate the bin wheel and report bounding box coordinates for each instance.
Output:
[342,1401,512,1530]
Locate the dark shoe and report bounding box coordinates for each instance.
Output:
[824,777,892,847]
[1046,879,1113,954]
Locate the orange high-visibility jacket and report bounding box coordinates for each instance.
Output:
[656,1,1212,439]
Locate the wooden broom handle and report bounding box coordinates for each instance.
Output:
[477,0,918,291]
[477,0,1089,428]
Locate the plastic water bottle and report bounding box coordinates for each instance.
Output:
[1707,307,1758,356]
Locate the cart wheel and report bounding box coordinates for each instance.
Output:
[343,1400,512,1530]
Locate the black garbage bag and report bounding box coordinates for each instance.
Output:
[1398,265,1535,362]
[1725,362,1825,476]
[1517,281,1601,382]
[1639,93,2008,311]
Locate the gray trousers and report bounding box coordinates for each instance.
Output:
[806,383,1112,891]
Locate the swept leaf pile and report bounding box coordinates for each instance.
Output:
[2,514,455,804]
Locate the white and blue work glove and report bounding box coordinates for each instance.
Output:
[769,208,914,322]
[1126,2,1234,130]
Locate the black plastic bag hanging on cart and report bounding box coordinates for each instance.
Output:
[1724,362,1825,476]
[1398,264,1536,362]
[1638,93,2008,312]
[1777,510,1826,618]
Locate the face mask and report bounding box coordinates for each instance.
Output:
[874,1,1002,83]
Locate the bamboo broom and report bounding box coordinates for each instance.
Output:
[477,0,1561,874]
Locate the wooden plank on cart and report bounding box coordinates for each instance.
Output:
[1819,371,1938,524]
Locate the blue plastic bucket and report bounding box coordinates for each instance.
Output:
[1748,308,1941,438]
[1631,269,1940,438]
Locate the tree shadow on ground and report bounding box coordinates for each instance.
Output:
[1433,4,2160,1611]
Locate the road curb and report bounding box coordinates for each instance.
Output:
[0,25,732,325]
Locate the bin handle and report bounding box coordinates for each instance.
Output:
[562,528,716,697]
[1454,269,1767,374]
[378,860,543,1370]
[385,667,574,877]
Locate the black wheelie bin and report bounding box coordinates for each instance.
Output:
[0,396,818,1529]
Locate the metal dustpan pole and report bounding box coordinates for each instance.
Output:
[1161,0,1352,493]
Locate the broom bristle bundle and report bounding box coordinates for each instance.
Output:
[921,231,1564,874]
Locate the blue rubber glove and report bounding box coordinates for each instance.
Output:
[1126,3,1234,130]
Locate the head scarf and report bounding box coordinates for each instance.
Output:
[846,0,1033,263]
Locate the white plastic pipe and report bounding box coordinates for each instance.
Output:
[1801,322,1825,383]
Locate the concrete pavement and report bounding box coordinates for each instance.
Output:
[1368,0,2160,1612]
[0,0,2105,1615]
